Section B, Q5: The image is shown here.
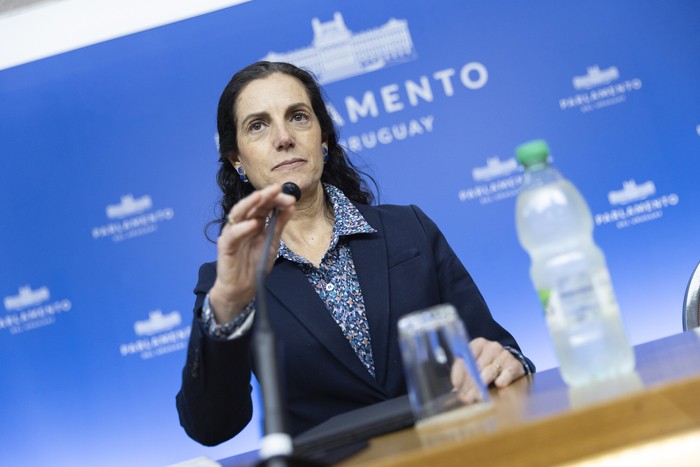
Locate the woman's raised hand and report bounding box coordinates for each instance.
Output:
[208,184,296,324]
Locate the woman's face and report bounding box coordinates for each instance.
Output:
[232,73,326,195]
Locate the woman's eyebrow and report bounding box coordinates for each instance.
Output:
[239,110,268,127]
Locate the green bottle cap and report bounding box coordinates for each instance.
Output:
[516,139,550,167]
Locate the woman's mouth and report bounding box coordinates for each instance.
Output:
[273,158,305,171]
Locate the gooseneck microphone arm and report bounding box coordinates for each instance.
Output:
[253,182,303,467]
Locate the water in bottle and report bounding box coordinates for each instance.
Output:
[514,139,635,386]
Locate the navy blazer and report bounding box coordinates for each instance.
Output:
[176,203,532,446]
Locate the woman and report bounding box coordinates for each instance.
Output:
[176,61,534,446]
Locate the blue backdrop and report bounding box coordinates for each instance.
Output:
[1,1,699,465]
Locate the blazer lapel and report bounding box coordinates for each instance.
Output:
[265,260,382,392]
[350,204,392,388]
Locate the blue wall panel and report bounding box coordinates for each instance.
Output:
[1,1,699,464]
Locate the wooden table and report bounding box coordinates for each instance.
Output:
[217,330,700,466]
[338,330,700,466]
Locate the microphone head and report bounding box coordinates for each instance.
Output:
[281,182,301,202]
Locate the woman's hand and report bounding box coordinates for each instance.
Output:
[469,337,526,388]
[450,338,526,403]
[450,357,485,404]
[208,184,296,324]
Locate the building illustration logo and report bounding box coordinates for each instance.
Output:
[134,310,182,336]
[595,178,678,230]
[261,13,488,154]
[560,64,642,113]
[1,285,72,335]
[607,179,656,205]
[459,155,523,205]
[106,194,153,219]
[572,65,620,90]
[92,193,174,242]
[262,12,416,85]
[471,156,520,182]
[120,309,190,360]
[3,285,50,311]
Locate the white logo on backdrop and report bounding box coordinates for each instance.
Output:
[1,285,72,335]
[92,193,174,242]
[263,12,488,152]
[3,285,50,311]
[471,156,520,182]
[459,155,523,205]
[595,179,678,229]
[259,12,489,153]
[572,65,620,90]
[106,194,153,219]
[262,12,416,85]
[607,179,656,205]
[560,64,642,113]
[134,310,182,336]
[120,309,189,360]
[336,61,488,152]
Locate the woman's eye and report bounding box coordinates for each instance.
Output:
[292,111,309,123]
[249,121,264,132]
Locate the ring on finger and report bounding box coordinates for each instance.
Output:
[227,213,237,225]
[492,362,502,373]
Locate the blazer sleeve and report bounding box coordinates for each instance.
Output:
[410,205,535,372]
[175,262,255,446]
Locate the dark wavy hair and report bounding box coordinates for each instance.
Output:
[207,61,376,239]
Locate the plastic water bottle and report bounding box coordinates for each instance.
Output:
[514,139,635,386]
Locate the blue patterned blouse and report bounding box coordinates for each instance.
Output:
[277,184,377,377]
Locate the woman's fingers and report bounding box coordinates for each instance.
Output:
[226,184,296,227]
[212,184,299,319]
[470,337,502,369]
[450,357,468,389]
[493,363,525,388]
[469,337,526,387]
[451,358,486,404]
[220,185,296,253]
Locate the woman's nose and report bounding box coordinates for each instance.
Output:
[273,122,295,150]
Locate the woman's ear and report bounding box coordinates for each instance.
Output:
[228,155,249,183]
[227,155,241,171]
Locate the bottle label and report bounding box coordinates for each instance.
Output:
[538,270,618,326]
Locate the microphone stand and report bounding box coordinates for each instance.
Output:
[253,183,324,467]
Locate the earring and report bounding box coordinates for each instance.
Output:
[237,166,249,183]
[322,146,329,163]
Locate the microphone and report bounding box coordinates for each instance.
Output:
[253,182,322,467]
[255,181,300,290]
[281,182,302,203]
